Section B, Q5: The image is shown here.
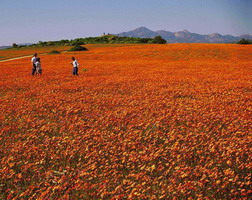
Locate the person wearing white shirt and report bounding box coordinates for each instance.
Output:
[71,57,79,75]
[31,53,37,75]
[35,58,42,75]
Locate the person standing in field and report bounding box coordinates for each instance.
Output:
[31,53,37,75]
[71,57,79,75]
[35,57,42,75]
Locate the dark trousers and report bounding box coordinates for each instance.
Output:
[32,64,36,75]
[73,67,78,75]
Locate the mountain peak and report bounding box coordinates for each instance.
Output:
[182,29,190,33]
[208,33,221,37]
[117,26,157,38]
[134,26,152,32]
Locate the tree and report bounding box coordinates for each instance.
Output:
[238,38,249,44]
[140,38,152,43]
[153,36,166,44]
[12,43,18,48]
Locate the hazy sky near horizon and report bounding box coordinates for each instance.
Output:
[0,0,251,45]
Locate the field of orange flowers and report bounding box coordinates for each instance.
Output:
[0,43,251,199]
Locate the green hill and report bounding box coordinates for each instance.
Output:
[18,35,166,48]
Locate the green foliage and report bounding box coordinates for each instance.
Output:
[37,41,48,46]
[15,35,167,49]
[12,43,18,48]
[49,50,61,54]
[152,36,167,44]
[59,39,70,45]
[139,38,153,43]
[68,35,149,44]
[69,45,88,51]
[36,39,70,47]
[69,39,85,46]
[237,38,250,44]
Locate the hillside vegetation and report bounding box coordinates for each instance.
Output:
[6,35,166,50]
[33,35,166,46]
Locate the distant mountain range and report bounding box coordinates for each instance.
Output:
[0,46,11,50]
[116,27,252,43]
[0,43,34,50]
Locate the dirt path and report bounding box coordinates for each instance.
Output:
[0,51,68,63]
[0,54,35,63]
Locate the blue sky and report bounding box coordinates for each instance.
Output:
[0,0,251,45]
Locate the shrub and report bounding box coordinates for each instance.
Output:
[59,40,70,45]
[238,38,250,44]
[49,50,61,54]
[140,38,152,43]
[69,45,88,51]
[12,43,18,48]
[152,36,167,44]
